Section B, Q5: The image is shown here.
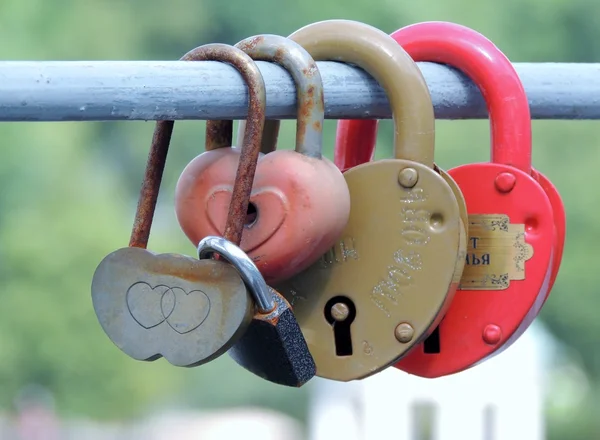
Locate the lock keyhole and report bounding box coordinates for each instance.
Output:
[324,296,356,357]
[423,325,441,354]
[245,202,258,226]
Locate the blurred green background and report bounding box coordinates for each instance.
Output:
[0,0,597,438]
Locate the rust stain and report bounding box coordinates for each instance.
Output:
[237,35,265,52]
[129,120,174,248]
[139,256,236,284]
[220,50,266,247]
[273,46,286,64]
[205,120,233,150]
[255,312,281,326]
[235,36,324,159]
[302,62,319,79]
[296,85,315,149]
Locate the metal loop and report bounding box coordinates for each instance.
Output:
[197,236,275,313]
[128,43,266,249]
[234,34,325,158]
[289,19,435,168]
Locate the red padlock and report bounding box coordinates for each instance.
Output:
[531,168,565,298]
[335,21,562,377]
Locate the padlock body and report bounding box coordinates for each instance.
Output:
[395,162,554,378]
[91,247,253,367]
[175,148,350,284]
[437,167,468,286]
[228,289,316,387]
[532,168,566,299]
[275,159,463,381]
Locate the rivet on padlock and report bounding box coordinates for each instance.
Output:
[198,236,316,387]
[274,19,465,382]
[175,34,350,284]
[91,43,268,368]
[337,21,560,378]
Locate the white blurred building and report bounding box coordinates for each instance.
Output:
[308,324,548,440]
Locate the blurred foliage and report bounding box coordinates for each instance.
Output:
[0,0,599,438]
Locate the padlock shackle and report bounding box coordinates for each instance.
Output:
[290,19,436,168]
[394,22,532,173]
[234,34,325,159]
[198,235,275,313]
[335,21,532,174]
[130,44,266,249]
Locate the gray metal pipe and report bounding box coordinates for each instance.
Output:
[0,61,597,121]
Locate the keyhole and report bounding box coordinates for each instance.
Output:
[324,296,356,356]
[245,202,258,226]
[423,325,441,354]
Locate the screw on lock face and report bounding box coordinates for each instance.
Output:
[337,21,558,378]
[91,43,271,368]
[269,19,465,382]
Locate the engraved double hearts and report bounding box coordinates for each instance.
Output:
[176,151,287,266]
[91,247,251,367]
[126,282,211,334]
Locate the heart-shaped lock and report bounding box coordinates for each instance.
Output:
[273,19,465,382]
[91,43,270,368]
[531,168,566,300]
[236,36,470,307]
[336,21,560,378]
[175,34,350,284]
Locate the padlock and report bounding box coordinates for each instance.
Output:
[175,34,350,284]
[273,19,465,382]
[198,236,316,387]
[91,43,267,368]
[336,21,560,377]
[531,168,566,300]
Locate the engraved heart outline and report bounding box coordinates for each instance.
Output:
[126,282,174,329]
[206,186,288,253]
[160,287,212,335]
[92,246,252,368]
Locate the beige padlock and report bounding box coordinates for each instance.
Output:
[273,20,467,382]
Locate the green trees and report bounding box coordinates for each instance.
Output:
[0,0,598,437]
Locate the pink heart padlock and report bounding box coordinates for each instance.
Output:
[175,35,350,283]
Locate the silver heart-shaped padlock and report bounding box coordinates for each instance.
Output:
[91,42,268,367]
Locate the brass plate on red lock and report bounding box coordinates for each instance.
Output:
[459,214,534,291]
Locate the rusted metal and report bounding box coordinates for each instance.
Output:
[217,63,266,246]
[205,120,233,150]
[234,34,325,159]
[256,120,281,154]
[129,120,173,248]
[229,287,317,387]
[197,236,315,387]
[129,43,266,249]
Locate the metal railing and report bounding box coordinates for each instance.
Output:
[0,62,597,121]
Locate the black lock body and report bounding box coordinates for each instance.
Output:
[228,290,316,387]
